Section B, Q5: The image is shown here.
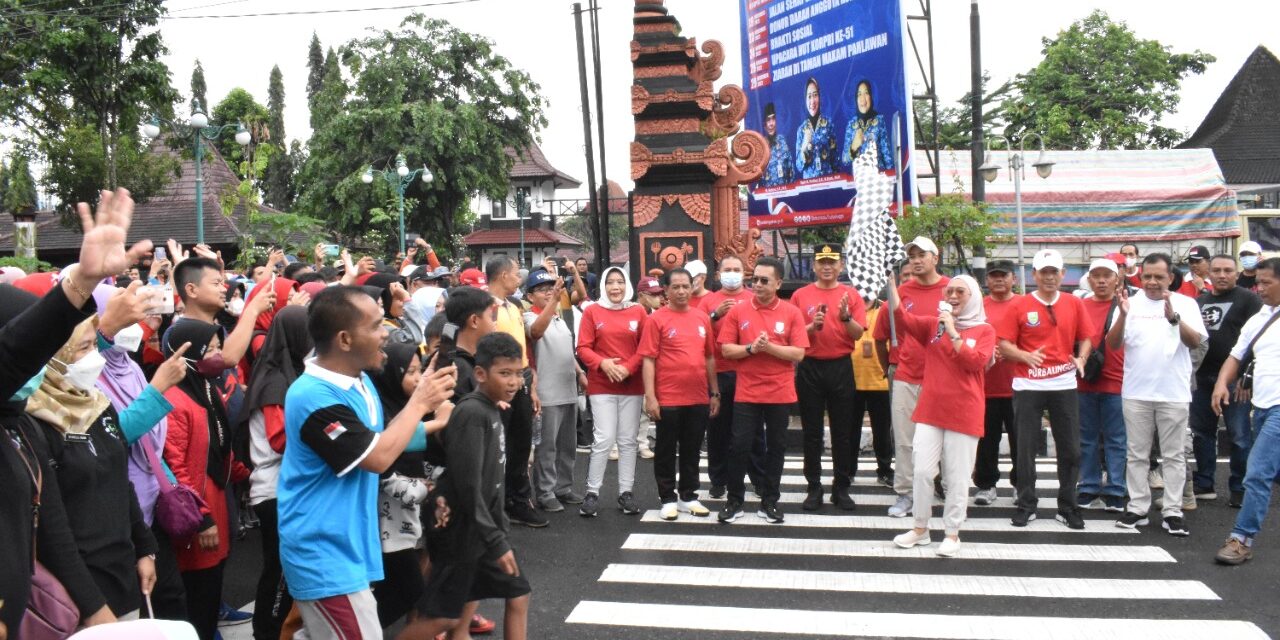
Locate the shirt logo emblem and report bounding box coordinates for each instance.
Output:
[697,326,706,338]
[323,422,348,440]
[741,321,751,331]
[628,320,639,332]
[774,321,785,334]
[667,328,677,339]
[1026,311,1040,327]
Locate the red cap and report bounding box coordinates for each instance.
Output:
[299,281,328,299]
[1104,251,1129,267]
[459,268,488,289]
[636,277,663,295]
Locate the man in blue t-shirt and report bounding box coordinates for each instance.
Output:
[278,286,455,640]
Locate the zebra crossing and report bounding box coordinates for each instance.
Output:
[564,453,1270,639]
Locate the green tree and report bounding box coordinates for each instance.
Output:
[295,14,547,256]
[306,32,325,127]
[914,72,1015,150]
[897,189,1002,268]
[210,88,270,179]
[1003,10,1214,149]
[191,59,208,114]
[263,65,294,210]
[2,151,37,214]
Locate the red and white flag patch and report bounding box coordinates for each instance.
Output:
[323,422,348,440]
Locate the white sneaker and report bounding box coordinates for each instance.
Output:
[638,443,655,460]
[660,502,678,521]
[887,495,913,518]
[893,529,931,548]
[677,499,710,517]
[609,445,619,461]
[1148,468,1164,489]
[936,537,961,558]
[973,488,997,506]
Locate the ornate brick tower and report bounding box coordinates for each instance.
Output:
[630,1,767,279]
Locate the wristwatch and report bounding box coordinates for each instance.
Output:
[710,392,721,398]
[745,344,754,355]
[1168,313,1180,326]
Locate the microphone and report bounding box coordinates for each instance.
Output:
[937,301,954,338]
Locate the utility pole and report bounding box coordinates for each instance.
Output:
[574,3,604,275]
[589,0,610,266]
[970,0,987,281]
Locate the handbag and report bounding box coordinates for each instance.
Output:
[13,419,80,640]
[142,436,208,539]
[1240,311,1280,391]
[1082,297,1119,383]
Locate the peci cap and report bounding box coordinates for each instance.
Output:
[814,245,842,261]
[1088,258,1119,275]
[1187,245,1210,262]
[1031,249,1064,272]
[1240,241,1263,255]
[986,259,1016,275]
[636,277,663,295]
[904,236,938,255]
[458,268,488,289]
[685,259,708,280]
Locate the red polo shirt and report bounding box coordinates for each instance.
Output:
[717,295,809,404]
[872,276,950,384]
[698,287,754,373]
[576,303,648,396]
[992,291,1094,391]
[1077,296,1125,395]
[638,305,715,406]
[982,294,1022,398]
[790,282,868,359]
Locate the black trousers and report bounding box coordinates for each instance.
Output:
[975,397,1018,490]
[727,402,789,503]
[853,389,892,477]
[181,561,225,640]
[655,404,711,503]
[706,372,766,489]
[796,356,857,489]
[1013,389,1081,512]
[251,500,291,640]
[148,524,187,621]
[373,548,425,628]
[501,369,535,505]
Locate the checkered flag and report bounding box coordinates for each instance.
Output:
[844,148,905,302]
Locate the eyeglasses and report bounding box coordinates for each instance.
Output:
[750,276,773,285]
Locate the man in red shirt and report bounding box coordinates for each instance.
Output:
[640,268,719,520]
[1120,243,1142,288]
[873,236,949,518]
[685,259,711,308]
[698,255,766,498]
[1077,257,1127,512]
[973,260,1021,506]
[1180,245,1212,298]
[791,245,867,511]
[994,249,1094,529]
[716,257,809,524]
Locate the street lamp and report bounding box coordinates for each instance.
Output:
[140,99,250,244]
[980,133,1055,293]
[362,153,434,256]
[514,189,543,267]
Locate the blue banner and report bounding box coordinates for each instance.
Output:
[740,0,915,229]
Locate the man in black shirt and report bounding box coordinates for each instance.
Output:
[441,287,499,402]
[1193,254,1264,506]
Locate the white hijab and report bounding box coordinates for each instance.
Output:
[595,266,636,310]
[950,274,987,330]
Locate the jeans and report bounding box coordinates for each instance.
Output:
[797,356,857,489]
[1013,389,1081,512]
[585,394,643,494]
[1122,399,1189,518]
[974,397,1017,490]
[1190,381,1253,493]
[1232,405,1280,543]
[706,372,766,489]
[853,390,892,477]
[533,402,578,503]
[727,402,789,503]
[1078,391,1127,497]
[654,404,710,503]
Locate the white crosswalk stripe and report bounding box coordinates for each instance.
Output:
[640,510,1135,533]
[708,460,1057,473]
[698,472,1057,489]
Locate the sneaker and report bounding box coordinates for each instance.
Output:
[709,484,726,499]
[1215,537,1253,565]
[556,491,585,505]
[677,499,711,517]
[1183,486,1197,511]
[1193,486,1218,500]
[933,476,945,500]
[1148,468,1164,489]
[831,486,856,511]
[1115,511,1148,529]
[801,486,823,511]
[609,445,619,461]
[576,442,591,454]
[1011,509,1036,527]
[660,502,679,521]
[507,500,549,528]
[973,487,997,506]
[538,496,565,513]
[218,602,252,625]
[756,501,785,523]
[469,614,496,635]
[579,492,600,517]
[1076,492,1100,509]
[887,495,913,518]
[936,536,961,558]
[1056,508,1085,530]
[618,491,642,515]
[892,528,931,548]
[637,443,655,460]
[1229,490,1245,508]
[718,497,744,523]
[1100,495,1124,512]
[1162,516,1190,537]
[876,473,893,488]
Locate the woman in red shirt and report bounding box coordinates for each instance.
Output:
[576,267,648,517]
[889,275,995,558]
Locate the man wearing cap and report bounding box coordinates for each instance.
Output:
[994,248,1093,529]
[407,265,451,295]
[685,260,711,307]
[1076,257,1128,512]
[873,236,949,518]
[761,103,794,187]
[791,245,867,510]
[458,267,488,290]
[636,277,665,312]
[1192,254,1262,507]
[1105,253,1207,536]
[973,260,1022,506]
[1238,241,1263,293]
[1181,246,1212,297]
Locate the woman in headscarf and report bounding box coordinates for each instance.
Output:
[243,306,311,640]
[237,275,300,386]
[363,272,410,332]
[24,310,189,618]
[394,286,447,345]
[576,266,648,517]
[160,320,251,640]
[888,274,995,558]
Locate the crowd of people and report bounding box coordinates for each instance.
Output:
[3,186,1280,640]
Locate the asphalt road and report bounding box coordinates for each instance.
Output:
[218,450,1280,639]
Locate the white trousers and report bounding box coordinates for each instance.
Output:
[586,394,643,494]
[912,423,979,535]
[1123,398,1188,518]
[892,380,922,495]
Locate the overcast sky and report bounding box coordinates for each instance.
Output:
[152,0,1279,200]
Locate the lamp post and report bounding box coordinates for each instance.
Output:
[141,100,250,245]
[515,189,543,267]
[978,134,1055,293]
[362,153,434,257]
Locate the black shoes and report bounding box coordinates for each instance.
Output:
[718,497,744,523]
[1115,511,1148,529]
[507,500,549,528]
[801,487,823,511]
[1229,490,1245,508]
[1056,508,1085,530]
[1011,509,1036,527]
[1163,516,1190,537]
[579,492,599,517]
[831,486,856,511]
[709,484,726,499]
[756,501,784,523]
[618,491,642,515]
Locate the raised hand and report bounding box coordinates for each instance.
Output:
[150,342,192,393]
[100,280,151,337]
[75,188,152,285]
